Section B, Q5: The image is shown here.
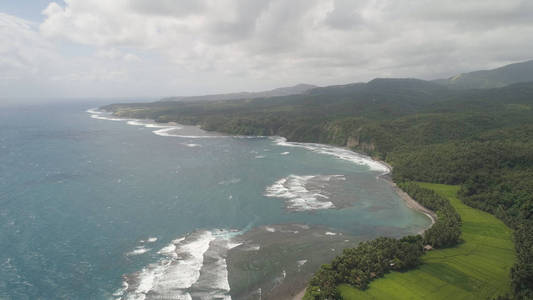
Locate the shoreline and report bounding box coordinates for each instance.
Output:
[379,173,437,228]
[97,106,438,232]
[93,108,437,299]
[374,160,437,228]
[99,106,437,227]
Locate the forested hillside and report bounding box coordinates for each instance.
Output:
[159,83,316,102]
[103,77,533,299]
[433,59,533,89]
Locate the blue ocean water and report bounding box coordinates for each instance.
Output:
[0,102,430,299]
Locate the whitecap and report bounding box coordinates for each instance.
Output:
[245,244,261,251]
[183,143,201,148]
[152,127,183,137]
[325,232,337,236]
[119,229,242,300]
[145,123,173,128]
[146,237,158,243]
[273,137,390,173]
[86,108,101,114]
[112,281,129,297]
[280,152,290,155]
[127,120,147,126]
[90,114,125,121]
[157,244,177,258]
[127,246,151,256]
[265,226,276,232]
[264,175,345,211]
[218,178,241,185]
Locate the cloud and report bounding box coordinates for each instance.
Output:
[3,0,533,98]
[95,48,141,62]
[0,13,54,80]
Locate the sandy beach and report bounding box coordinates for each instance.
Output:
[375,160,437,229]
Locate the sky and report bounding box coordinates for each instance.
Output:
[1,0,533,99]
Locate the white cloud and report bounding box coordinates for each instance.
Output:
[2,0,533,98]
[95,48,141,62]
[0,13,54,80]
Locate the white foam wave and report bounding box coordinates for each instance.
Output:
[265,226,276,232]
[112,281,129,297]
[325,232,337,236]
[151,127,183,136]
[157,134,228,139]
[273,137,390,173]
[183,143,201,148]
[157,244,177,258]
[127,246,151,256]
[119,230,241,300]
[297,259,308,267]
[255,155,265,159]
[280,152,290,155]
[146,237,158,243]
[127,120,147,126]
[86,108,101,114]
[90,114,126,121]
[264,175,345,211]
[145,123,173,128]
[218,178,241,185]
[244,244,261,251]
[85,108,253,140]
[85,108,194,139]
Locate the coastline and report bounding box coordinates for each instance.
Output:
[98,106,438,232]
[375,162,437,228]
[93,107,437,299]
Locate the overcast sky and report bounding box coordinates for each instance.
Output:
[1,0,533,99]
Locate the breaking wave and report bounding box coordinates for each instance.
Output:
[264,174,345,211]
[273,137,390,173]
[115,230,242,300]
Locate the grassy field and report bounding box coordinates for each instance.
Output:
[339,183,515,299]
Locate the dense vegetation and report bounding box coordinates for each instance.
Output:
[103,71,533,298]
[307,236,424,299]
[307,183,462,299]
[433,59,533,90]
[339,183,515,300]
[398,182,461,248]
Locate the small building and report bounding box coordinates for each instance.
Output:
[424,244,433,251]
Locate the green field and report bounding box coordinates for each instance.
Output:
[339,183,515,299]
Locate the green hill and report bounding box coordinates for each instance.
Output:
[433,59,533,89]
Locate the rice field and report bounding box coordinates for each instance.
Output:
[339,183,515,299]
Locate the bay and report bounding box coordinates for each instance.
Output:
[0,102,430,299]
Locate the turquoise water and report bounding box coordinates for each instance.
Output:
[0,102,430,299]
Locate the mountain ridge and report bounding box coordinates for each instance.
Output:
[159,83,317,102]
[433,59,533,89]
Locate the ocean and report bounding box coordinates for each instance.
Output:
[0,101,430,299]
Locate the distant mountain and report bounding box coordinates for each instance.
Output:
[104,78,455,124]
[159,83,317,102]
[433,59,533,89]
